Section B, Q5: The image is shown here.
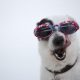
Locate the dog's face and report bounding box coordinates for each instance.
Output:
[48,31,71,60]
[34,16,79,70]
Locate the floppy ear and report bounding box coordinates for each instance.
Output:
[37,18,53,26]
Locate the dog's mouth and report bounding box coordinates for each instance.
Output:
[52,38,71,61]
[53,48,66,60]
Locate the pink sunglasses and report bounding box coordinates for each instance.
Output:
[34,20,79,40]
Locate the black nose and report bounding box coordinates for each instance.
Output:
[53,36,64,46]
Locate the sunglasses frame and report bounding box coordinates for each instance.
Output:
[34,24,56,39]
[34,20,79,40]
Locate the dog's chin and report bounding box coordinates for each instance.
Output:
[52,48,66,61]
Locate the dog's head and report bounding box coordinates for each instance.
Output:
[34,16,79,69]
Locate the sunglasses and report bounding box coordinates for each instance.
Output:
[34,21,79,40]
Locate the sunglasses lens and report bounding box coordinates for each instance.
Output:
[60,26,76,34]
[60,22,78,34]
[34,25,52,39]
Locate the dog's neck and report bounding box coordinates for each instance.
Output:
[45,57,78,75]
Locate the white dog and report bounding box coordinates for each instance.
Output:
[34,16,80,80]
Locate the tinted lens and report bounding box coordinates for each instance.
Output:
[34,25,53,38]
[60,23,77,34]
[37,28,52,37]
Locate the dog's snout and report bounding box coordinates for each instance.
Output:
[53,36,64,46]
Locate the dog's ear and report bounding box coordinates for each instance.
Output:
[37,18,53,26]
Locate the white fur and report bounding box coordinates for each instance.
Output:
[38,16,80,80]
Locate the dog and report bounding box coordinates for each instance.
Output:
[34,16,80,80]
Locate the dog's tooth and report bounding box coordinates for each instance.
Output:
[55,53,58,57]
[55,54,60,58]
